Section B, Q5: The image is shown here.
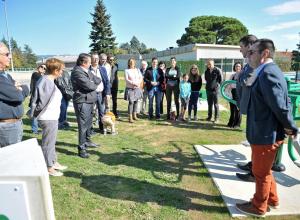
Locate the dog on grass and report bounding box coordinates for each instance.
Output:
[101,111,117,135]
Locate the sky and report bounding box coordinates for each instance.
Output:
[0,0,300,55]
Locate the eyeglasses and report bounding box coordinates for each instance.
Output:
[0,53,10,57]
[247,50,260,56]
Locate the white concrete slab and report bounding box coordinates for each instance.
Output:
[194,144,300,218]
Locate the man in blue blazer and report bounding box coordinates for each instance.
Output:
[90,53,111,134]
[236,39,298,217]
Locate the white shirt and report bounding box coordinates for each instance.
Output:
[90,66,104,92]
[103,63,111,82]
[39,85,62,120]
[125,68,142,88]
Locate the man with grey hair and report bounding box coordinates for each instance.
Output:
[71,53,101,158]
[0,42,29,147]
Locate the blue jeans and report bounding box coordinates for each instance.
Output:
[59,97,69,125]
[31,117,39,133]
[0,119,23,147]
[148,88,162,118]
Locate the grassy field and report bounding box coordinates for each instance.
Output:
[22,77,299,220]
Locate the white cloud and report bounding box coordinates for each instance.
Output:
[265,20,300,32]
[282,33,300,40]
[265,0,300,15]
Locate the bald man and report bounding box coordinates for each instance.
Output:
[0,42,29,147]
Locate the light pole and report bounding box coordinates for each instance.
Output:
[2,0,14,72]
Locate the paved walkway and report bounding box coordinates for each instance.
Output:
[194,144,300,218]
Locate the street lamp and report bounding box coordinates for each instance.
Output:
[2,0,14,72]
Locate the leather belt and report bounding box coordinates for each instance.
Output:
[0,118,21,123]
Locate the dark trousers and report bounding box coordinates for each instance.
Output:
[73,102,94,150]
[166,85,180,118]
[228,102,241,127]
[111,87,118,117]
[58,97,69,126]
[188,91,199,117]
[207,90,219,119]
[148,88,162,118]
[160,91,165,114]
[96,92,105,131]
[227,89,241,127]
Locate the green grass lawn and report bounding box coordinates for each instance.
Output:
[22,77,299,220]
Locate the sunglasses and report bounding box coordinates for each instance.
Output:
[0,53,10,57]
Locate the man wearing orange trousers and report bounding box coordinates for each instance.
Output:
[236,38,298,217]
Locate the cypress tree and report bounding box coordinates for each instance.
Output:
[89,0,116,54]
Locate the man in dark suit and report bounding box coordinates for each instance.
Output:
[235,34,258,182]
[107,55,119,118]
[71,53,101,158]
[204,59,222,123]
[236,39,298,217]
[144,57,164,119]
[0,42,29,147]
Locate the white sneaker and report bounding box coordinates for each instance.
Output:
[49,170,63,177]
[53,163,68,171]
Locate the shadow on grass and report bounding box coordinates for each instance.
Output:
[64,171,227,213]
[88,143,204,183]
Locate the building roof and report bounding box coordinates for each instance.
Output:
[143,43,240,59]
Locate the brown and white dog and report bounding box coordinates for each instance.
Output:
[101,111,117,135]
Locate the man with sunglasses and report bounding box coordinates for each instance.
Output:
[0,42,29,147]
[236,39,298,217]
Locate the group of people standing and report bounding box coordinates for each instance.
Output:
[0,33,299,218]
[124,56,222,123]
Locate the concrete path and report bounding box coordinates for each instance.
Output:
[194,144,300,218]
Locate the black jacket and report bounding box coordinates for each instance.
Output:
[111,63,119,91]
[0,73,29,119]
[71,66,101,104]
[205,67,222,92]
[189,76,202,92]
[55,70,73,101]
[165,66,181,86]
[144,67,165,92]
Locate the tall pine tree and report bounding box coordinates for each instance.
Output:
[89,0,116,54]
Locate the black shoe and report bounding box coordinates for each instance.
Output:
[236,172,255,182]
[78,150,89,158]
[237,161,252,171]
[206,117,212,121]
[271,163,286,172]
[85,142,99,148]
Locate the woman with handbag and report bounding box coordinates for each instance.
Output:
[30,58,67,176]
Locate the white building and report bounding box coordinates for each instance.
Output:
[116,43,244,75]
